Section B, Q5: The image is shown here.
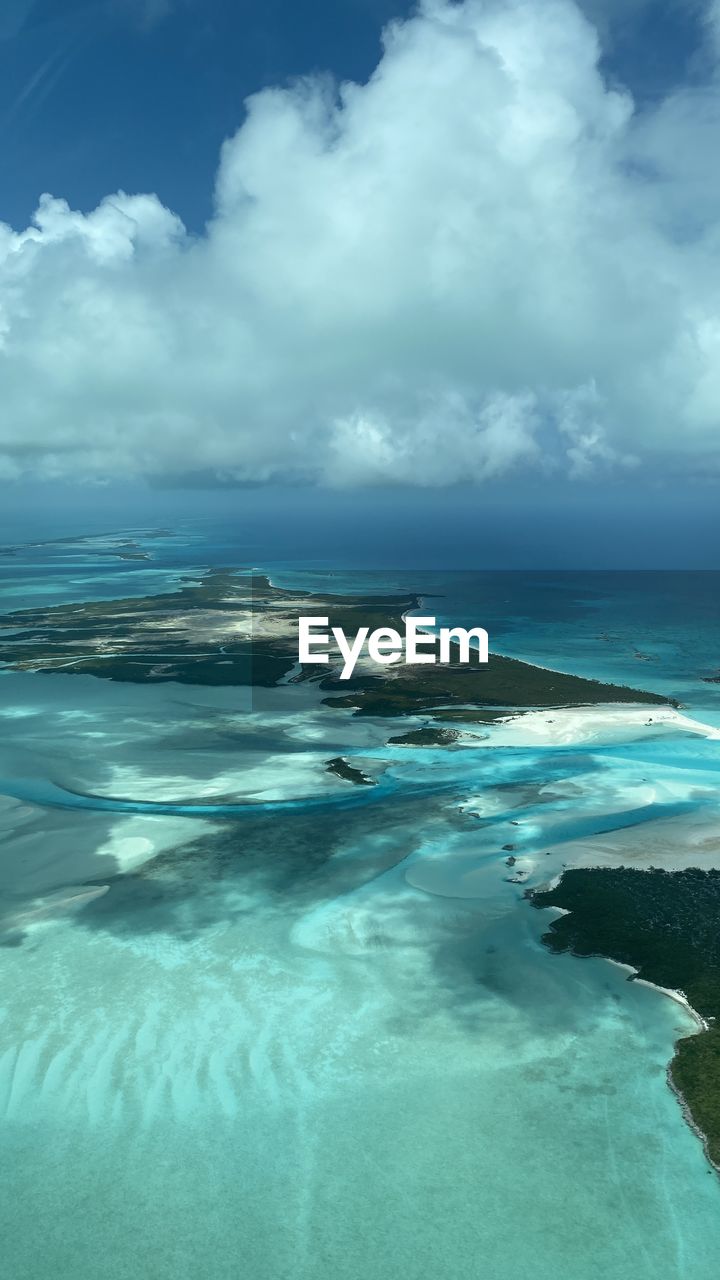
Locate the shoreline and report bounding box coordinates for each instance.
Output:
[402,604,664,703]
[667,1067,720,1176]
[454,701,718,748]
[532,867,720,1177]
[541,920,720,1175]
[607,959,720,1173]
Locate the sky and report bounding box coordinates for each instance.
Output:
[1,0,720,563]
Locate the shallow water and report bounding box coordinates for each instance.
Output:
[1,533,720,1278]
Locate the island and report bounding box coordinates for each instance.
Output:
[325,757,376,786]
[0,569,671,721]
[0,528,171,561]
[533,867,720,1170]
[387,727,461,746]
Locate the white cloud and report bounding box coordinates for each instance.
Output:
[2,0,720,487]
[326,391,542,485]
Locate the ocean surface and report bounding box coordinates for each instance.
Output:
[1,524,720,1279]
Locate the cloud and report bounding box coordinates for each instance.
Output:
[3,0,720,487]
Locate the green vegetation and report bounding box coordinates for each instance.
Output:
[0,571,294,686]
[387,727,460,746]
[0,568,669,717]
[319,649,668,717]
[533,867,720,1168]
[325,757,376,785]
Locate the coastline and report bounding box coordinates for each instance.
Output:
[609,961,720,1173]
[453,702,718,748]
[532,866,720,1175]
[402,602,681,714]
[631,976,709,1031]
[667,1065,720,1177]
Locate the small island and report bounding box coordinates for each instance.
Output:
[533,867,720,1170]
[325,757,376,786]
[387,727,460,747]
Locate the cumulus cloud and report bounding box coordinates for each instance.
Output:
[3,0,720,487]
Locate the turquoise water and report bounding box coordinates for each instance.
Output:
[1,535,720,1278]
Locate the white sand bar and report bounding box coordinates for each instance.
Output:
[457,703,720,748]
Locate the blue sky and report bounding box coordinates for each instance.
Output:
[1,0,720,564]
[0,0,414,232]
[0,0,711,233]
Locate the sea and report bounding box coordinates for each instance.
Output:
[1,520,720,1280]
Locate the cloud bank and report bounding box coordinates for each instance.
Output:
[2,0,720,487]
